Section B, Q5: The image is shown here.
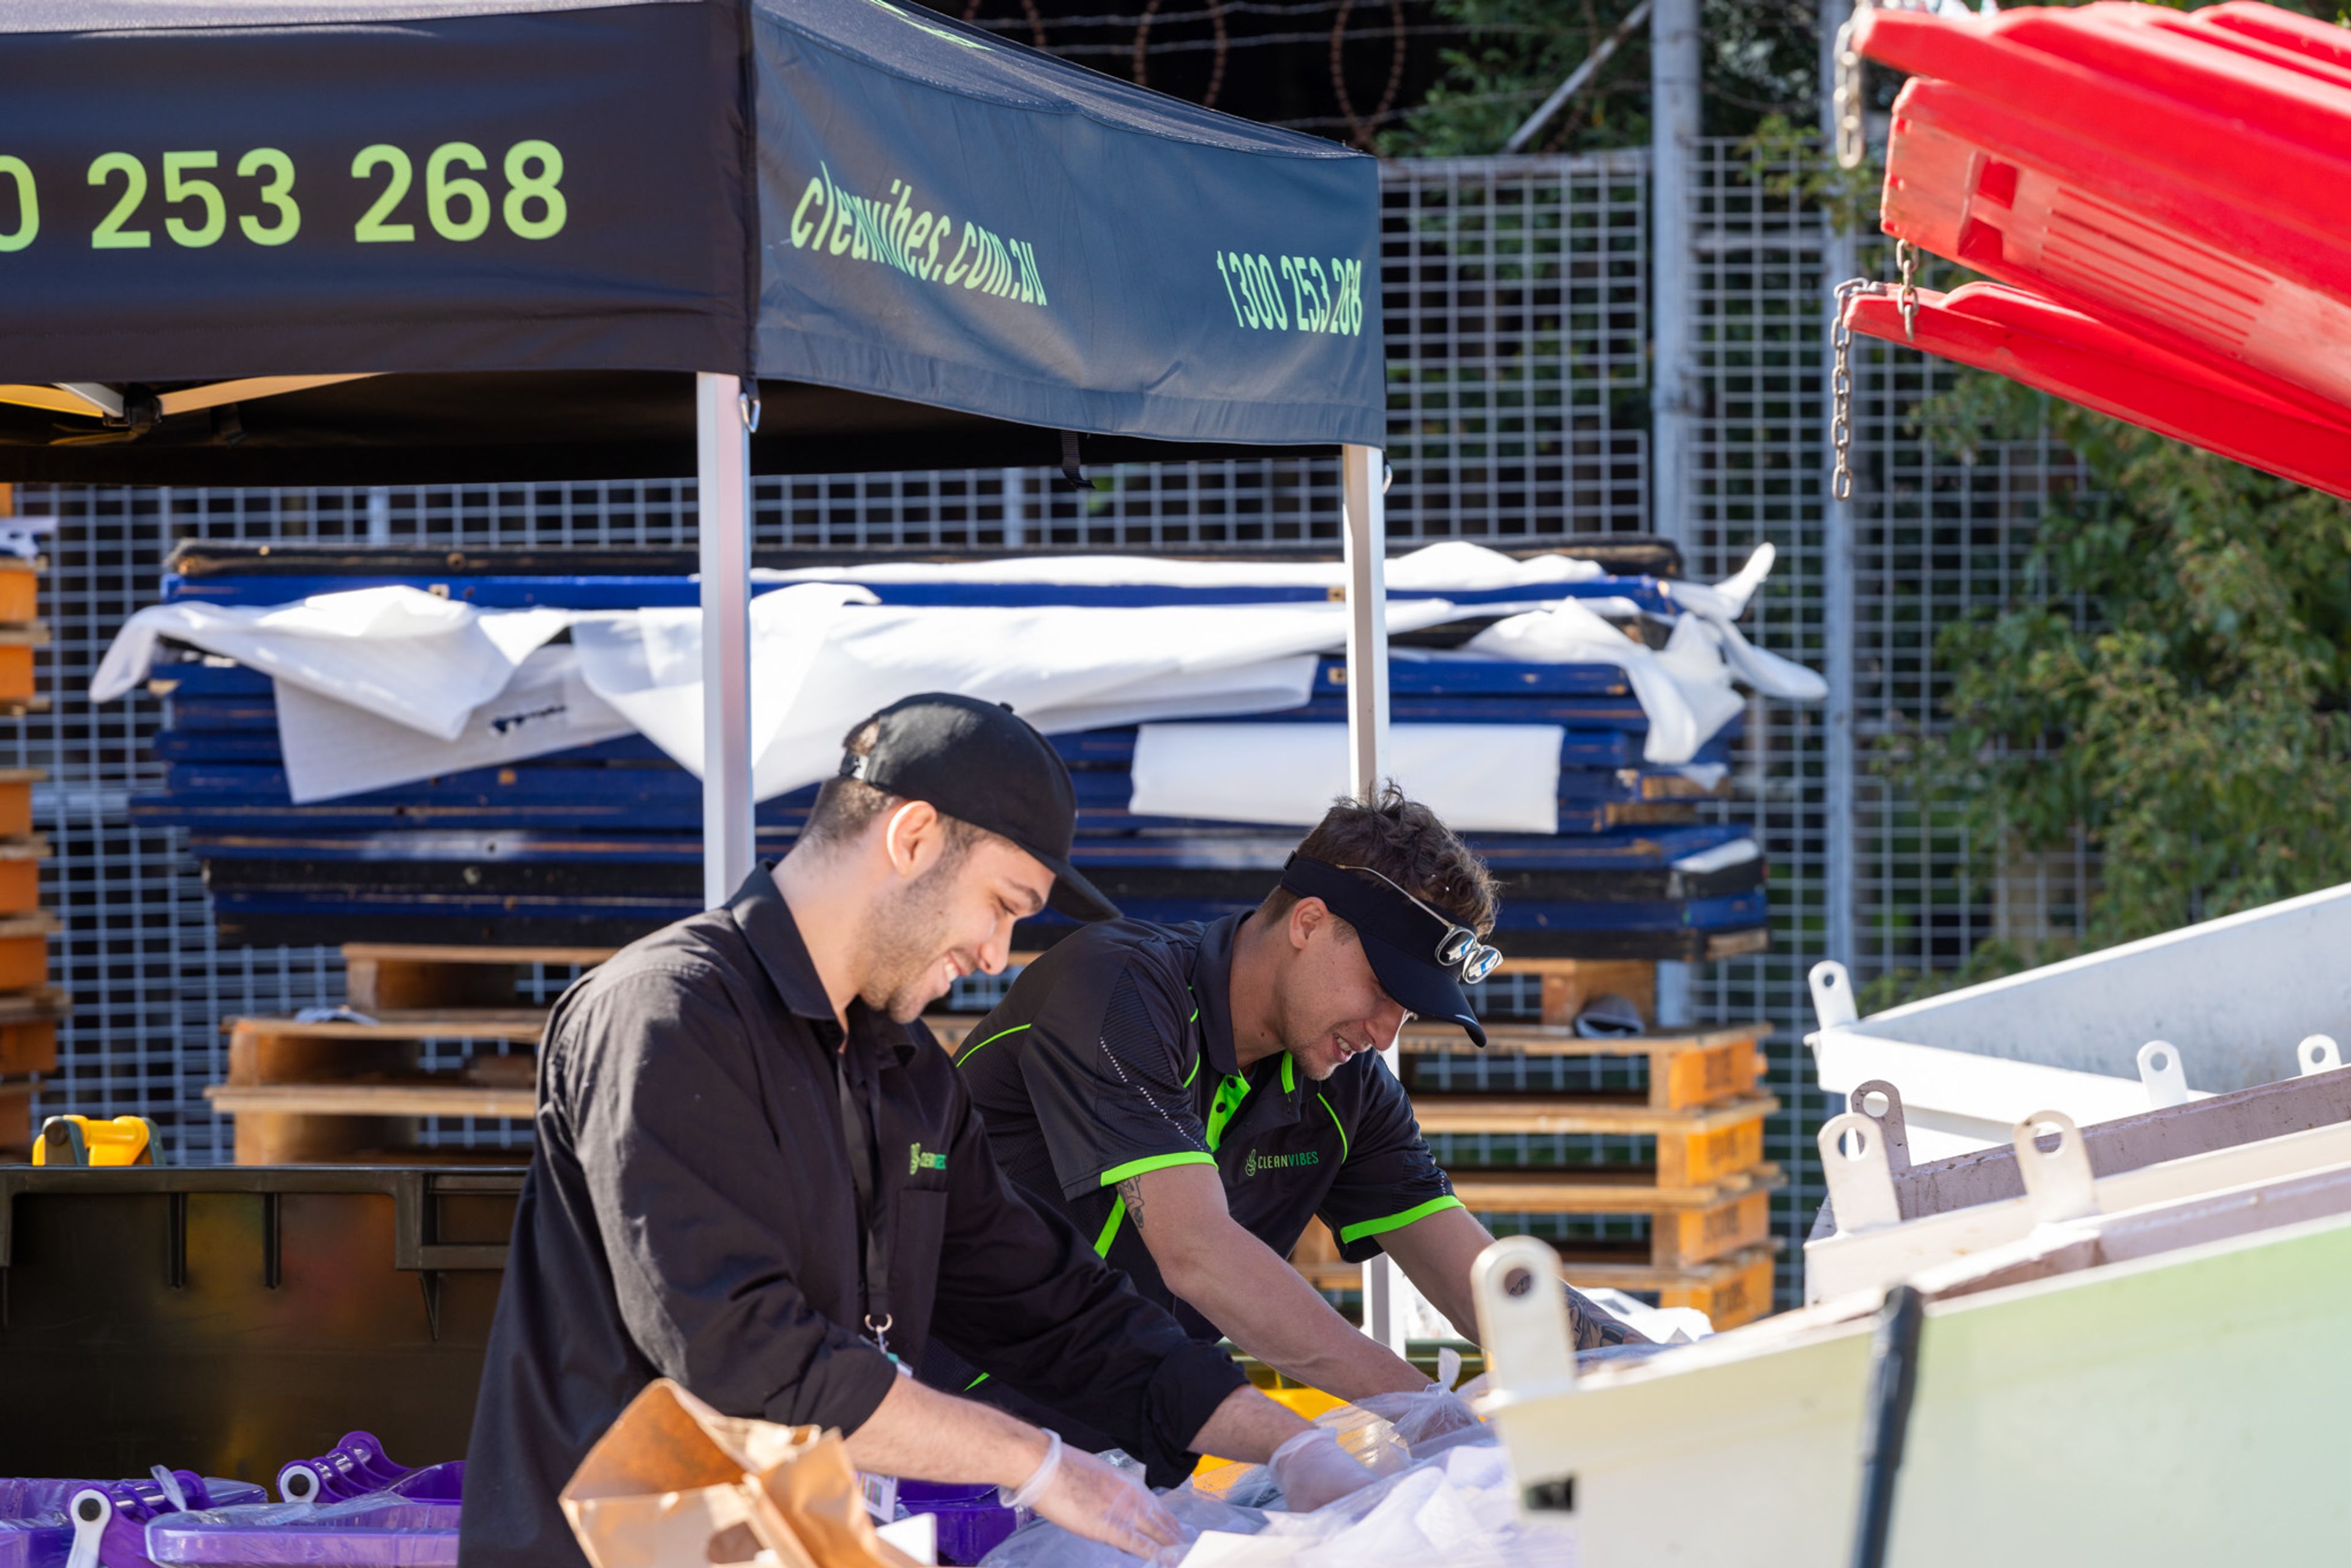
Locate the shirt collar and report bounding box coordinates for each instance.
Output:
[1190,912,1248,1080]
[727,862,917,1065]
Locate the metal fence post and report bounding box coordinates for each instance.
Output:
[1649,0,1700,553]
[1820,0,1859,978]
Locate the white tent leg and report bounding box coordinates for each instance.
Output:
[1343,443,1417,1357]
[697,372,755,910]
[1340,445,1390,794]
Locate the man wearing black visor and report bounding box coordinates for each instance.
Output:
[923,786,1644,1446]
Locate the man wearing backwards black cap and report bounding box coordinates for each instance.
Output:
[924,786,1646,1447]
[463,696,1375,1568]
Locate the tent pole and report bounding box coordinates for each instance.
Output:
[1344,442,1411,1354]
[697,371,756,910]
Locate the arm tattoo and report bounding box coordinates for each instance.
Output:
[1116,1176,1148,1234]
[1567,1285,1651,1348]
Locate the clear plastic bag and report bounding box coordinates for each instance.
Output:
[143,1493,460,1567]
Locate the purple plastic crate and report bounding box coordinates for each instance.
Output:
[0,1477,268,1568]
[274,1436,425,1508]
[896,1480,1018,1566]
[143,1498,459,1568]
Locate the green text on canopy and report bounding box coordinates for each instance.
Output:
[791,162,1046,307]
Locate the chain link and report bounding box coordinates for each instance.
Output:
[1834,17,1865,170]
[1830,280,1883,503]
[1895,238,1919,342]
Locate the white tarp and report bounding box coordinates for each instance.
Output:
[1441,543,1827,766]
[583,596,1467,800]
[91,587,568,741]
[1128,724,1565,833]
[752,539,1607,592]
[91,542,1822,809]
[275,645,637,803]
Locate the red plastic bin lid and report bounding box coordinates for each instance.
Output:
[1842,280,2351,501]
[1858,3,2351,418]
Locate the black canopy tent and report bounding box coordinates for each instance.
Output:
[0,0,1401,920]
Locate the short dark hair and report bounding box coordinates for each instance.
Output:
[799,716,992,858]
[1259,782,1499,934]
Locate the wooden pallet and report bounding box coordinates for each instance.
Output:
[1447,1167,1783,1268]
[1412,1092,1777,1187]
[0,911,59,992]
[0,768,43,839]
[0,1075,32,1159]
[0,986,70,1076]
[343,942,613,1012]
[214,953,560,1162]
[207,1082,536,1119]
[1398,1020,1770,1111]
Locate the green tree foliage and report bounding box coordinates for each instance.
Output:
[1894,376,2351,954]
[1381,0,1820,156]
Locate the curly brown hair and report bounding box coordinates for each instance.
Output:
[1259,782,1500,934]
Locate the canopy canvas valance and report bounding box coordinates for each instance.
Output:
[0,0,1383,481]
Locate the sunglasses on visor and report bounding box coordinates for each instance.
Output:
[1328,861,1505,984]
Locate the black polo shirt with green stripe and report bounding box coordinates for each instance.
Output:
[947,911,1461,1346]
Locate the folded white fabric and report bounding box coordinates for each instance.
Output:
[574,596,1465,799]
[753,539,1603,593]
[1127,723,1564,833]
[1452,544,1824,765]
[92,586,570,742]
[275,645,637,804]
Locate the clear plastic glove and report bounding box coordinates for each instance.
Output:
[1351,1386,1485,1454]
[1017,1439,1187,1560]
[1266,1428,1381,1514]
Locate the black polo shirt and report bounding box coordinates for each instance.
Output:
[460,867,1250,1568]
[946,912,1461,1345]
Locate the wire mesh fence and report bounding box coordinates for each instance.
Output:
[15,146,2075,1312]
[1680,138,2080,1302]
[12,152,1656,1167]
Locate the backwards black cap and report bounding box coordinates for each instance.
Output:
[1278,852,1498,1048]
[841,693,1120,923]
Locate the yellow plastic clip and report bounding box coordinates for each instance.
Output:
[32,1114,154,1167]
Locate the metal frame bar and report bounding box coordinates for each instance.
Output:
[696,372,755,909]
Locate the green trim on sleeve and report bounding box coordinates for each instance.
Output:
[1098,1150,1217,1187]
[1318,1093,1350,1165]
[1093,1198,1127,1256]
[1182,1052,1201,1089]
[954,1022,1030,1065]
[965,1371,992,1392]
[1338,1194,1465,1246]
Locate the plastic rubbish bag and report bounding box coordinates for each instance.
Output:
[978,1484,1265,1568]
[979,1439,1569,1568]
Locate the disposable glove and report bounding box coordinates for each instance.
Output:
[1267,1427,1381,1514]
[1352,1386,1485,1454]
[1009,1433,1186,1559]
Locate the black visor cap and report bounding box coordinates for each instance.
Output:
[1278,853,1488,1048]
[847,693,1120,923]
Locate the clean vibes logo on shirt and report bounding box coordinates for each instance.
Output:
[1243,1148,1319,1178]
[908,1142,948,1174]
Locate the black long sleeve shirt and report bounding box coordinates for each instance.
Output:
[459,866,1248,1568]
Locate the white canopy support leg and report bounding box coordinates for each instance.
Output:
[697,372,756,910]
[1343,444,1417,1357]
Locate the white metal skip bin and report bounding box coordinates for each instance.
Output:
[1807,881,2351,1158]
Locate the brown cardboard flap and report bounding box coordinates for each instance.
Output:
[560,1379,921,1568]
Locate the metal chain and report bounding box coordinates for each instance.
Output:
[1830,280,1883,503]
[1895,238,1919,342]
[1834,17,1865,170]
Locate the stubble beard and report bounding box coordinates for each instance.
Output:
[861,868,960,1024]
